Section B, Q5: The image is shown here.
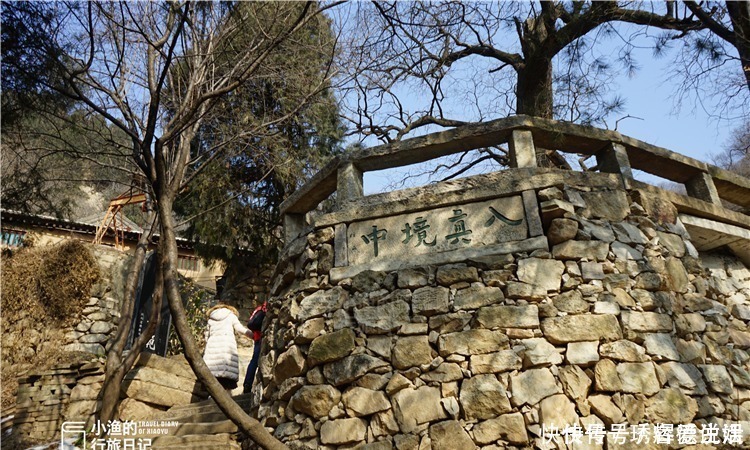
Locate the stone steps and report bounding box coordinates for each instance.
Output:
[156,393,253,420]
[136,393,252,449]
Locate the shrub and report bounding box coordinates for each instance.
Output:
[166,278,211,356]
[0,240,100,410]
[38,240,101,321]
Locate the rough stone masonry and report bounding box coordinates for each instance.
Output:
[259,176,750,450]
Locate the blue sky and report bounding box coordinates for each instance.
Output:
[360,62,738,194]
[607,49,733,164]
[330,8,748,195]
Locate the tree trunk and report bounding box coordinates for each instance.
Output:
[515,54,570,168]
[516,57,554,119]
[726,0,750,92]
[514,11,571,169]
[154,193,288,450]
[97,206,160,427]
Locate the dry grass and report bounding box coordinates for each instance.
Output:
[1,240,100,411]
[3,240,100,325]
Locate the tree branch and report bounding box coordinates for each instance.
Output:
[683,0,735,44]
[442,45,524,69]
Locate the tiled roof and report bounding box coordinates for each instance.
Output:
[0,209,194,249]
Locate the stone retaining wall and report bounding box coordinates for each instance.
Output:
[1,246,128,378]
[13,353,206,446]
[259,177,750,449]
[10,245,208,446]
[14,361,103,443]
[62,246,130,355]
[220,261,272,314]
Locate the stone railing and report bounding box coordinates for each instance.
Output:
[282,115,749,234]
[278,115,750,284]
[258,116,750,449]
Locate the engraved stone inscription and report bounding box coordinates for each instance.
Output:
[348,196,527,266]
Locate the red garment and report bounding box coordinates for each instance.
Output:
[248,302,267,342]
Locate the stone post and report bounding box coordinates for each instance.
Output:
[337,162,364,209]
[509,130,537,169]
[595,142,633,189]
[685,172,721,205]
[334,223,348,267]
[522,190,544,237]
[284,213,304,245]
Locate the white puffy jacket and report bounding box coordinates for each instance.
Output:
[203,307,249,380]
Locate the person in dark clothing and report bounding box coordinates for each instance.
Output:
[243,301,267,394]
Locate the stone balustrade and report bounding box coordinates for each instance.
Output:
[280,115,749,246]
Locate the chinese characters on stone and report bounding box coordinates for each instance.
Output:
[361,225,388,257]
[402,216,436,247]
[361,206,522,257]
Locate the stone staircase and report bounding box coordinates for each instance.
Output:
[140,393,255,449]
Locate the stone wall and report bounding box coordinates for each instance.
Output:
[62,246,130,355]
[5,245,129,445]
[258,177,750,449]
[220,259,272,316]
[14,361,103,443]
[1,245,128,380]
[13,353,206,446]
[10,246,208,445]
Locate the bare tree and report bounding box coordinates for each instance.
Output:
[339,1,708,169]
[17,2,341,448]
[715,121,750,177]
[656,1,750,120]
[683,1,750,92]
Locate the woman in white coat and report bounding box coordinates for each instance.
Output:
[203,304,252,392]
